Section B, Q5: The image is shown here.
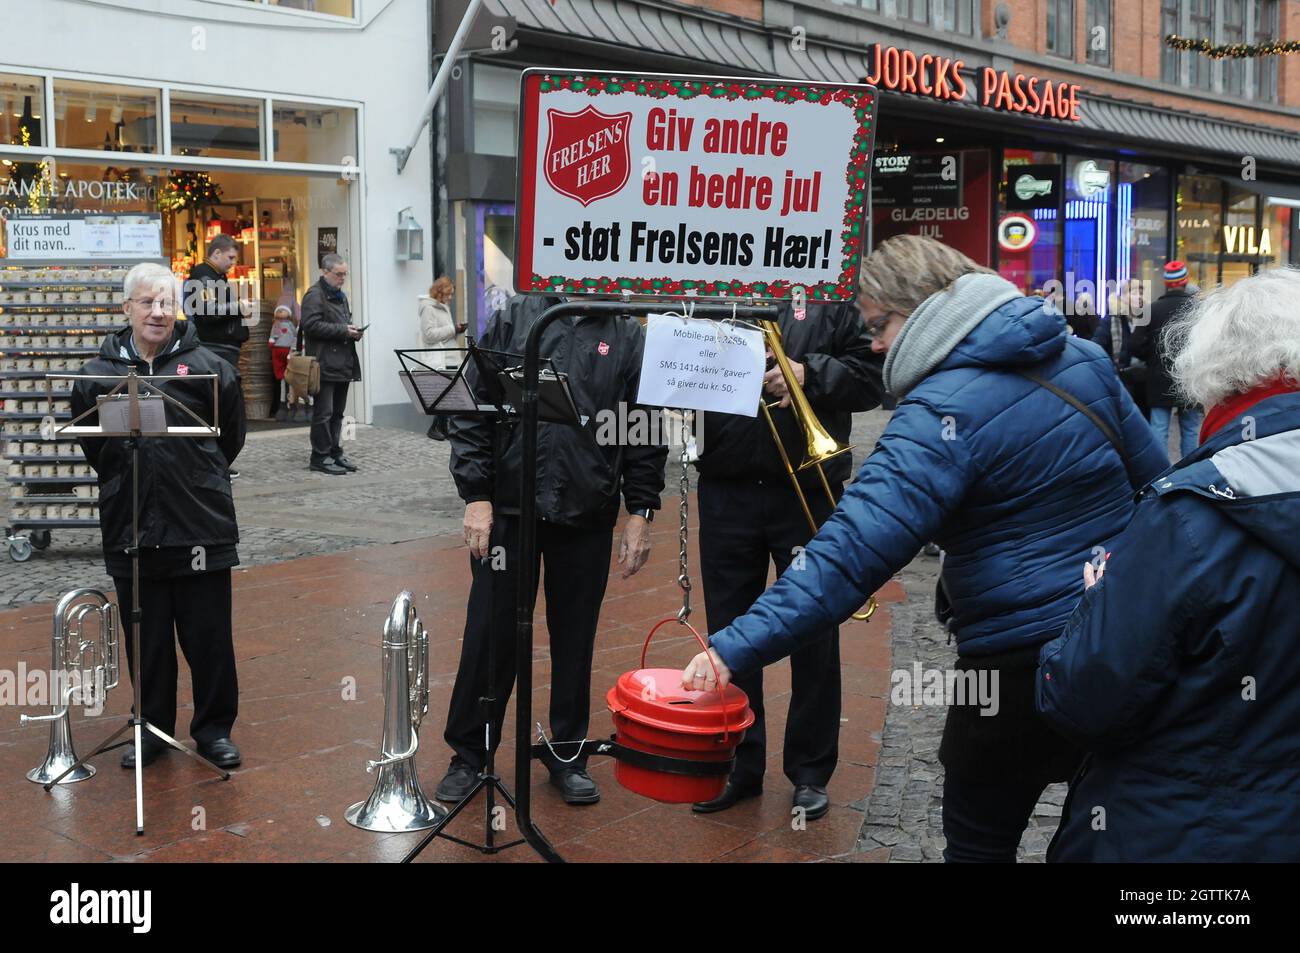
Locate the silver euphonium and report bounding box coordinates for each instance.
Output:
[21,588,119,784]
[345,591,445,831]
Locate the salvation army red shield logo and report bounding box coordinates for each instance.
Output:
[597,341,610,356]
[544,106,633,207]
[176,364,189,376]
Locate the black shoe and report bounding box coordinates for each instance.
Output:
[197,737,241,768]
[331,454,358,472]
[120,737,166,769]
[310,460,347,475]
[692,778,762,814]
[792,784,830,821]
[435,757,480,803]
[550,767,600,805]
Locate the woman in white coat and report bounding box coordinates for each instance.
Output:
[418,275,459,439]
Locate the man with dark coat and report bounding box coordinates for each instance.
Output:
[72,263,246,769]
[182,233,250,371]
[690,300,883,820]
[1132,261,1201,459]
[438,294,667,805]
[300,253,362,475]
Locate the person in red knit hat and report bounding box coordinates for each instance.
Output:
[1132,260,1202,460]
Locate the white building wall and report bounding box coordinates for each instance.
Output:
[0,0,433,424]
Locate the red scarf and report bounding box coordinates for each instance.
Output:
[1200,375,1300,444]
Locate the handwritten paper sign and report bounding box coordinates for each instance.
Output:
[637,314,764,416]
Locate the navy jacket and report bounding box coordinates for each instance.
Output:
[1039,392,1300,862]
[706,297,1169,672]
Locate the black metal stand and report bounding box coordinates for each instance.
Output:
[44,372,230,834]
[402,410,525,862]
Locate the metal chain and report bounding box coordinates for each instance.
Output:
[676,409,693,624]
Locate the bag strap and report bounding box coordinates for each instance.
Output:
[1016,369,1135,487]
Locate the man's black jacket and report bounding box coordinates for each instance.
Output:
[301,278,361,382]
[448,295,667,529]
[1132,287,1197,409]
[71,322,246,570]
[183,261,250,348]
[694,300,883,489]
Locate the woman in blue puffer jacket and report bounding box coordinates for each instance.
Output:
[1039,267,1300,862]
[681,235,1168,861]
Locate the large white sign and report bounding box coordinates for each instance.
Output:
[637,314,765,416]
[515,71,878,302]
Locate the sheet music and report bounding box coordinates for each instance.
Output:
[399,369,479,412]
[96,394,167,434]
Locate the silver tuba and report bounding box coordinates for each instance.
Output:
[21,588,119,784]
[345,591,445,832]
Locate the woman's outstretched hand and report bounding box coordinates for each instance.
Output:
[681,648,731,692]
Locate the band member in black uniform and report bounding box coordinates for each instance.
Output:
[439,294,668,805]
[691,299,883,819]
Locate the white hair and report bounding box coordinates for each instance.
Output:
[1166,267,1300,409]
[123,262,182,303]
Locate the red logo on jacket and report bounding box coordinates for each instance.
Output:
[176,363,189,376]
[544,106,632,207]
[597,341,610,356]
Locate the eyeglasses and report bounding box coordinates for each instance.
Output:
[864,311,901,340]
[128,297,177,315]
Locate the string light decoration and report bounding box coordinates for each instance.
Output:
[157,168,222,211]
[1164,33,1300,59]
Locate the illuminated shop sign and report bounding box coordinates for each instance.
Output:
[862,44,1082,122]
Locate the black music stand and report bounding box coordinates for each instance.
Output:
[40,370,232,835]
[394,345,577,864]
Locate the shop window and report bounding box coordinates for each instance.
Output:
[472,65,518,158]
[998,150,1062,298]
[1085,0,1111,67]
[937,0,975,34]
[1161,0,1182,83]
[1223,0,1246,96]
[894,0,930,24]
[1118,163,1170,310]
[1221,185,1258,286]
[1253,0,1279,101]
[1262,201,1292,268]
[170,92,265,160]
[1176,174,1221,288]
[1063,155,1116,328]
[239,0,355,16]
[829,0,881,9]
[1188,0,1214,90]
[1046,0,1075,58]
[472,202,516,339]
[272,101,357,165]
[52,80,161,154]
[0,73,46,152]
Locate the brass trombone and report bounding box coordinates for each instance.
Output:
[758,319,877,622]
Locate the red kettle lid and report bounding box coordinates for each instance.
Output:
[607,668,754,736]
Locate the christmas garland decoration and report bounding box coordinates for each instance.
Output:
[1164,33,1300,59]
[157,168,222,212]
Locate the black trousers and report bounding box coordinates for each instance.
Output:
[443,515,613,770]
[698,475,841,788]
[310,380,350,462]
[112,570,238,744]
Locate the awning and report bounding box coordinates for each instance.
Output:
[487,0,1300,171]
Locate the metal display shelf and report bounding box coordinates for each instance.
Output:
[1,265,120,561]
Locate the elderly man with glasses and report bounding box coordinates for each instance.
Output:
[71,262,247,769]
[300,254,363,475]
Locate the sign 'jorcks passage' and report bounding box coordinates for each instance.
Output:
[515,70,878,302]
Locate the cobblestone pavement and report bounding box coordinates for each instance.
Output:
[851,533,1068,863]
[1,423,463,608]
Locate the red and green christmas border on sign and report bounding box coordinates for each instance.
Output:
[522,74,876,302]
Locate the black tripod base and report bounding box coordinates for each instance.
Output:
[400,770,563,863]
